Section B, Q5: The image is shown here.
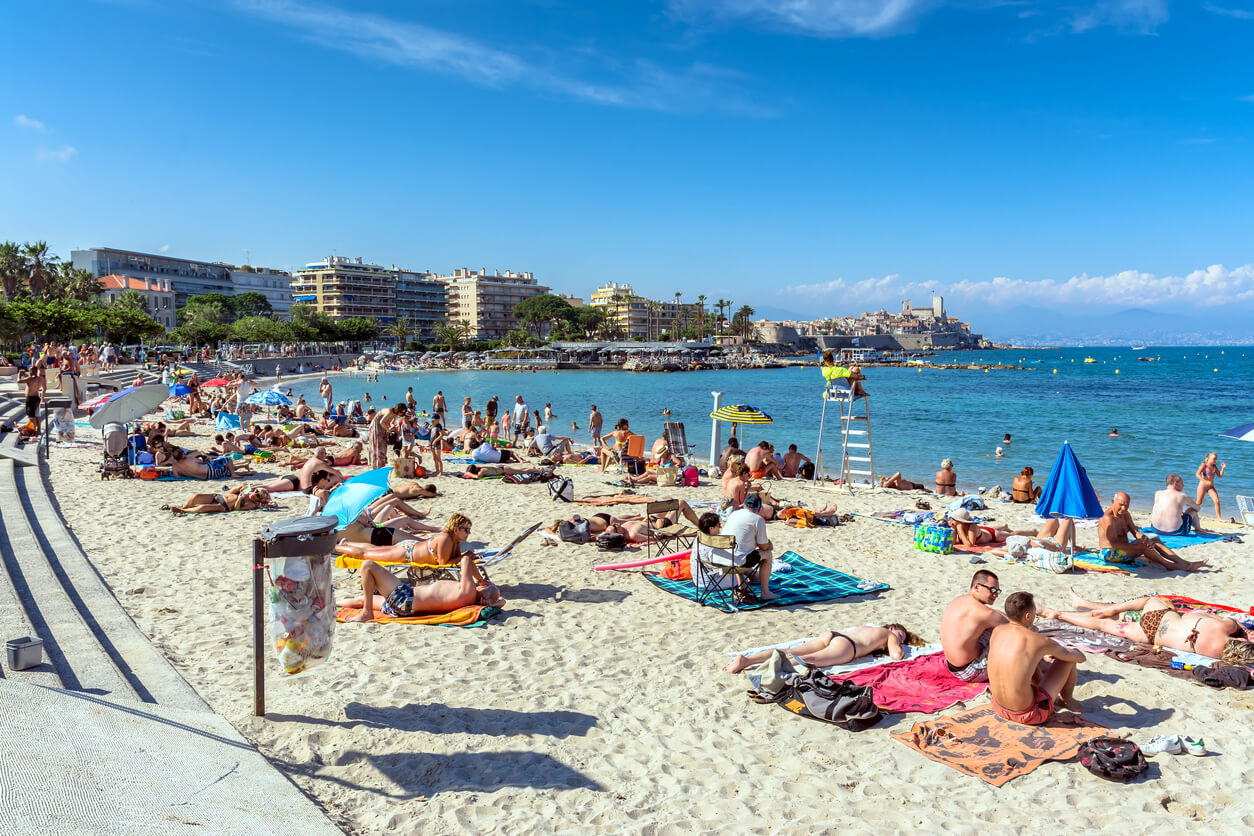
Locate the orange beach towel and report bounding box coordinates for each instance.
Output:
[335,604,496,627]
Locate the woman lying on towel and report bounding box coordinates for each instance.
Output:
[945,509,1039,546]
[161,484,272,515]
[339,493,440,545]
[724,623,921,673]
[340,553,504,622]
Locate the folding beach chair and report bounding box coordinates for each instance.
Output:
[662,422,695,466]
[1237,495,1254,527]
[645,499,697,561]
[692,531,754,613]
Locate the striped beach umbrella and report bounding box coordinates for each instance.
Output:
[1219,422,1254,442]
[709,404,773,424]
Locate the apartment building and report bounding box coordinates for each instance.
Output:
[589,282,699,339]
[439,268,549,340]
[394,269,449,341]
[72,247,232,309]
[229,266,294,318]
[290,256,397,322]
[97,275,176,330]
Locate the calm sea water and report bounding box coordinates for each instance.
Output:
[284,346,1254,511]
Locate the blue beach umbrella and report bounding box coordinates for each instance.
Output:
[168,383,191,397]
[1218,422,1254,443]
[322,466,393,529]
[1034,442,1104,520]
[246,390,292,407]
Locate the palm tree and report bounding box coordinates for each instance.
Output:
[52,261,104,302]
[0,241,24,300]
[435,319,469,350]
[384,315,411,348]
[23,241,55,299]
[715,298,730,333]
[646,300,661,341]
[734,304,756,337]
[695,294,707,337]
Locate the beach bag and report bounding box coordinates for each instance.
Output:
[558,519,591,544]
[656,464,679,488]
[1025,547,1072,574]
[760,668,882,732]
[621,455,645,476]
[661,557,692,580]
[682,466,699,487]
[914,524,954,554]
[746,649,807,698]
[504,468,555,485]
[1077,737,1147,781]
[549,477,575,502]
[595,532,627,551]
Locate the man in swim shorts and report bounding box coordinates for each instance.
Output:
[723,623,913,673]
[1150,474,1209,536]
[940,570,1008,683]
[745,441,783,480]
[1099,492,1207,571]
[988,592,1085,724]
[340,554,504,622]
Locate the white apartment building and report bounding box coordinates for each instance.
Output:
[438,268,550,340]
[229,266,293,318]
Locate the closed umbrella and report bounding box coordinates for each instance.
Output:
[709,404,773,424]
[89,384,172,430]
[1035,442,1104,521]
[1219,422,1254,442]
[322,466,393,529]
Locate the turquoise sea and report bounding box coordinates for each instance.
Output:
[283,346,1254,512]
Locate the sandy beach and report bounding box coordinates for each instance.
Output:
[46,424,1254,833]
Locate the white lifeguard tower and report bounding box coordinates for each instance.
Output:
[812,383,874,492]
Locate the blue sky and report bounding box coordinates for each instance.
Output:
[3,0,1253,324]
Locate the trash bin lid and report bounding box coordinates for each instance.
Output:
[260,516,338,542]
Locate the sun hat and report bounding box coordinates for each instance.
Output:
[949,508,973,523]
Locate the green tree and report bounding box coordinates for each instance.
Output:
[229,315,290,344]
[0,241,23,300]
[733,304,756,337]
[231,291,272,318]
[434,319,470,350]
[114,289,150,312]
[383,315,411,347]
[87,304,165,344]
[573,306,606,339]
[22,241,55,299]
[288,303,339,342]
[695,294,706,336]
[513,294,575,337]
[336,317,378,343]
[6,297,90,341]
[0,301,25,346]
[50,261,104,302]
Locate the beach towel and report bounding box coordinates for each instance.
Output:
[645,552,888,612]
[1071,551,1140,574]
[730,640,943,676]
[334,604,500,627]
[1142,527,1229,550]
[1033,618,1133,653]
[838,653,988,714]
[577,493,658,506]
[892,704,1106,786]
[1165,594,1254,616]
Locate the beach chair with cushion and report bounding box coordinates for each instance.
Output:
[645,499,697,561]
[662,422,695,465]
[1238,495,1254,527]
[692,531,754,613]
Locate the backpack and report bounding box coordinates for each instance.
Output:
[682,466,699,487]
[1077,737,1147,781]
[621,456,645,476]
[549,477,574,502]
[504,468,555,485]
[594,531,627,551]
[558,519,591,544]
[800,461,815,479]
[752,666,882,732]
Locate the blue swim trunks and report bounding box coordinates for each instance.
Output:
[205,456,232,481]
[382,582,415,617]
[1162,517,1192,536]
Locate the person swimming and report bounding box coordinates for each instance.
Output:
[1109,428,1119,437]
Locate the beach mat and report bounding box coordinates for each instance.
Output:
[892,704,1106,786]
[645,552,888,612]
[838,653,988,714]
[1034,619,1133,653]
[1144,527,1229,550]
[335,604,500,627]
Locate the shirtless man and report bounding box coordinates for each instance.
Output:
[1150,474,1208,536]
[340,554,503,622]
[1099,492,1206,571]
[724,623,913,673]
[935,458,959,496]
[294,396,315,420]
[17,365,46,429]
[940,570,1008,683]
[988,592,1085,724]
[782,444,811,478]
[318,377,333,412]
[257,447,345,493]
[879,472,927,491]
[745,441,783,480]
[169,447,252,480]
[722,462,752,509]
[432,390,447,425]
[1040,590,1254,662]
[464,462,545,479]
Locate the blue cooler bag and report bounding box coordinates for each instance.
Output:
[914,524,954,554]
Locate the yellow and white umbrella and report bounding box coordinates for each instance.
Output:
[709,404,773,424]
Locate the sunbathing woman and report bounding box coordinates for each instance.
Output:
[339,493,439,545]
[337,512,475,568]
[169,447,252,480]
[278,441,364,468]
[162,484,272,515]
[1012,466,1043,503]
[946,509,1038,546]
[339,553,504,622]
[880,472,927,491]
[724,623,915,673]
[465,463,545,479]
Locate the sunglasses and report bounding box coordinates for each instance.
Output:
[976,582,1002,596]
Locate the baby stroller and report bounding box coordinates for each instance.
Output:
[101,422,133,480]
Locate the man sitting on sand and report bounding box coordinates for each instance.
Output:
[988,592,1085,724]
[340,554,504,621]
[1040,590,1254,662]
[745,441,783,480]
[1099,492,1206,571]
[782,444,812,478]
[724,623,915,673]
[529,425,574,458]
[940,570,1008,682]
[1150,474,1209,536]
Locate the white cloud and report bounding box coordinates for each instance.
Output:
[667,0,934,37]
[783,264,1254,310]
[232,0,771,115]
[1070,0,1168,33]
[159,244,170,252]
[1205,4,1254,19]
[1240,94,1254,103]
[35,145,77,162]
[14,114,45,130]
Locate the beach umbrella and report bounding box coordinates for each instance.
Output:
[168,383,191,397]
[1034,442,1104,520]
[322,466,393,529]
[246,390,292,407]
[81,391,120,411]
[1218,422,1254,443]
[89,384,172,430]
[202,377,231,387]
[709,404,773,424]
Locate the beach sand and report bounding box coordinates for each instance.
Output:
[47,429,1254,833]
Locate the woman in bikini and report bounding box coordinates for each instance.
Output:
[1011,466,1042,503]
[598,418,632,473]
[935,458,959,496]
[163,484,271,515]
[1195,451,1226,521]
[337,512,473,567]
[724,624,916,673]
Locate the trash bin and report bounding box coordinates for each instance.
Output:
[7,636,44,671]
[260,516,339,676]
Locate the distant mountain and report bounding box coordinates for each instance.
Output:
[979,305,1254,346]
[750,304,810,321]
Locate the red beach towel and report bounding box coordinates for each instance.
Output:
[836,652,987,713]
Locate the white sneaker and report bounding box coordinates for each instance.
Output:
[1142,735,1184,756]
[1182,736,1207,757]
